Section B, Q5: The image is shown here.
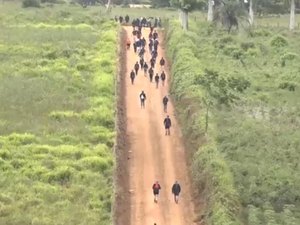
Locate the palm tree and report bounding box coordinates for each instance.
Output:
[214,1,248,33]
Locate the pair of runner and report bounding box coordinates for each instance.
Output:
[152,181,181,204]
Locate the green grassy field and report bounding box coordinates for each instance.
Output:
[166,19,300,225]
[0,3,117,225]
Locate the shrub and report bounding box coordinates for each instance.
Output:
[240,42,255,51]
[270,35,288,48]
[22,0,40,8]
[281,52,298,61]
[278,82,296,91]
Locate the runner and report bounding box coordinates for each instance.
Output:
[152,181,161,203]
[160,71,166,86]
[134,61,139,75]
[150,57,156,68]
[143,62,149,76]
[125,14,130,23]
[162,95,168,112]
[172,181,181,204]
[159,57,165,69]
[139,57,144,69]
[149,67,154,82]
[163,115,171,135]
[154,73,159,88]
[139,90,146,108]
[130,70,135,85]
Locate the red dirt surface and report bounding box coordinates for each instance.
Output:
[123,26,199,225]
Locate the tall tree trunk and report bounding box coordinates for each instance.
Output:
[178,9,182,26]
[207,0,213,22]
[106,0,111,13]
[181,9,188,30]
[289,0,295,30]
[248,0,254,25]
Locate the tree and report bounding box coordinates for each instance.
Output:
[248,0,254,25]
[289,0,296,30]
[195,69,250,132]
[213,0,248,33]
[207,0,214,22]
[106,0,112,12]
[170,0,205,30]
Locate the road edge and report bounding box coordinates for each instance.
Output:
[113,26,131,225]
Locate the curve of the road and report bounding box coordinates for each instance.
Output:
[124,26,197,225]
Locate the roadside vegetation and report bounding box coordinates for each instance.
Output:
[166,20,300,225]
[0,4,117,225]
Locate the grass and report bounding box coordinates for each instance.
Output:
[0,3,117,225]
[166,19,300,225]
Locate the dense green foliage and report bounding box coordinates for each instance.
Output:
[166,20,300,225]
[0,4,117,225]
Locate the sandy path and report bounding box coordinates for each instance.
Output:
[124,26,197,225]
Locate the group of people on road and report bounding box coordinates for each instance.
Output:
[126,20,183,207]
[128,22,171,136]
[152,181,181,204]
[115,15,162,28]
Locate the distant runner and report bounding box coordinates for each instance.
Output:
[172,181,181,204]
[125,14,130,23]
[163,95,169,112]
[160,71,166,86]
[149,67,154,82]
[163,115,171,135]
[130,70,135,85]
[152,181,161,203]
[143,62,149,76]
[134,61,139,75]
[139,90,146,108]
[160,57,165,69]
[155,73,159,88]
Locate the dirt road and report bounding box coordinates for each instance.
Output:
[124,26,197,225]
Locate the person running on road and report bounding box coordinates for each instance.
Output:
[160,57,165,69]
[164,115,171,135]
[160,71,166,86]
[163,95,169,112]
[172,181,181,204]
[139,90,146,108]
[134,62,139,75]
[139,57,144,69]
[155,73,159,88]
[133,42,137,53]
[149,67,154,82]
[152,181,161,203]
[119,16,123,24]
[138,47,145,58]
[151,50,158,60]
[125,14,130,23]
[130,70,135,85]
[153,30,158,40]
[150,57,156,68]
[143,62,148,76]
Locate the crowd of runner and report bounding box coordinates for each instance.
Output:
[126,18,182,211]
[114,15,162,28]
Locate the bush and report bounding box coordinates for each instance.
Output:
[22,0,40,8]
[240,42,255,51]
[278,82,296,91]
[270,35,288,48]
